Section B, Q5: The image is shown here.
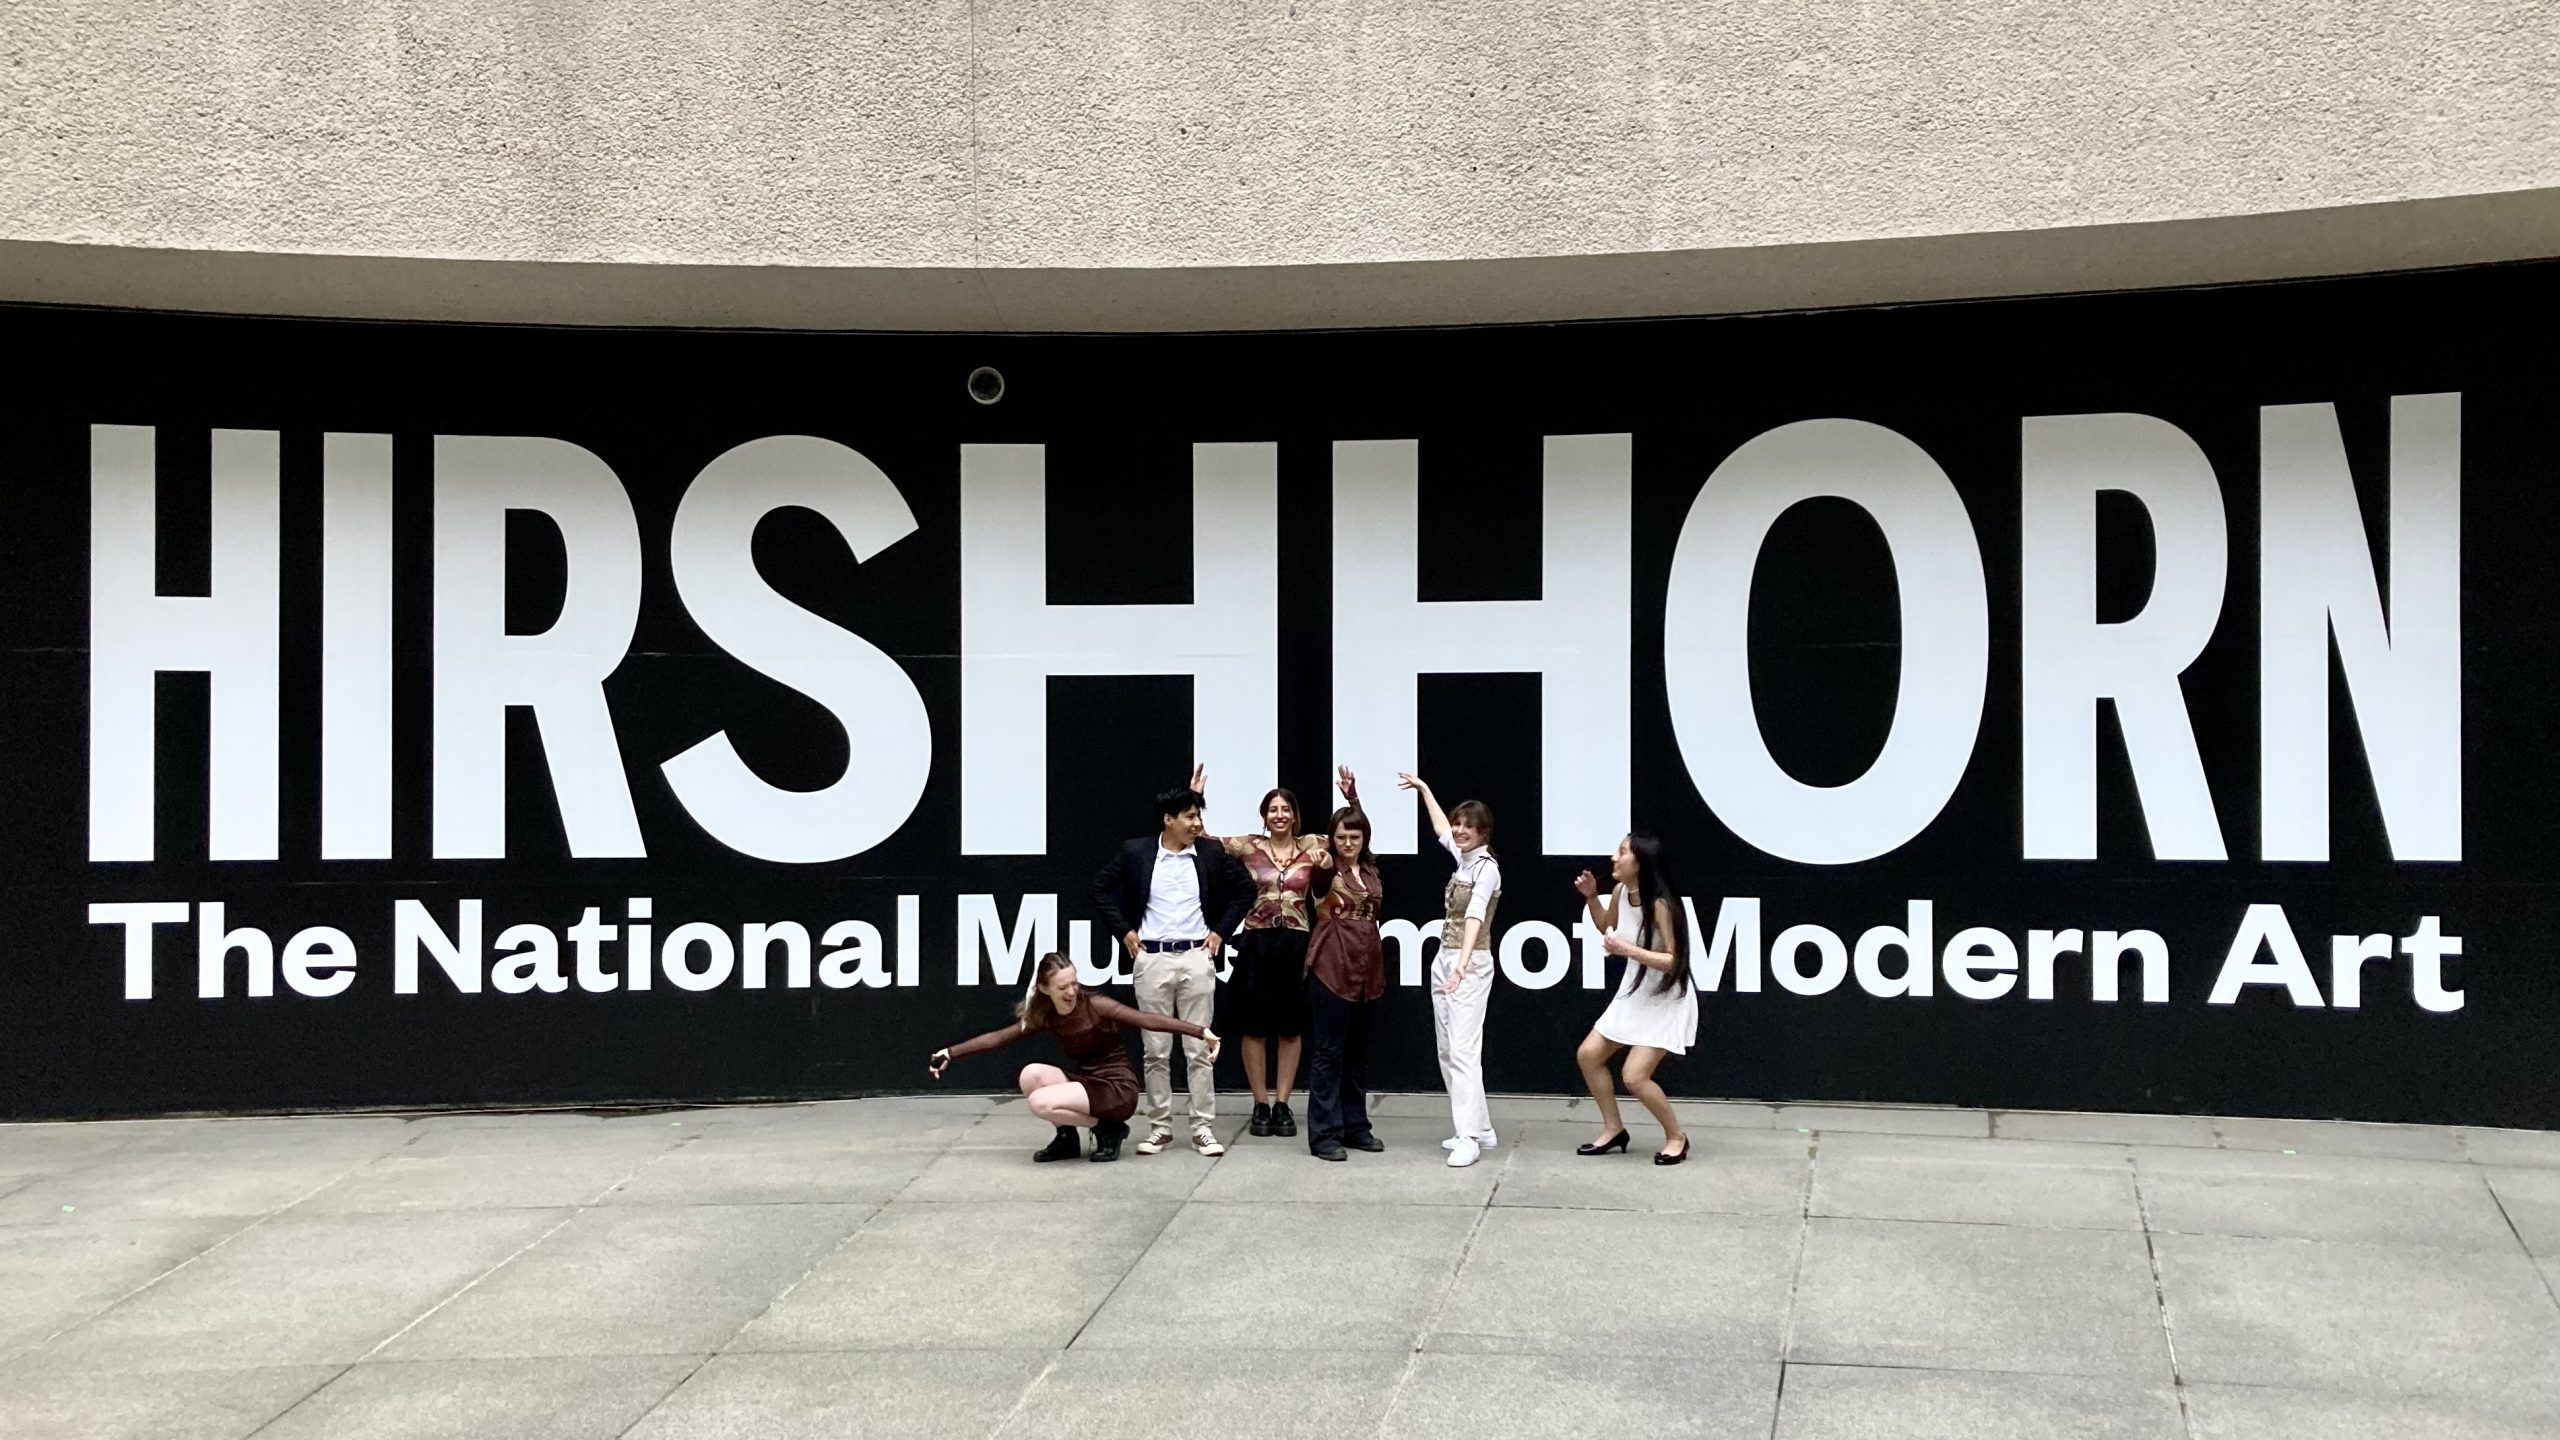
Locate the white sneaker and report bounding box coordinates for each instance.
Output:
[1439,1131,1499,1152]
[1192,1130,1226,1157]
[1135,1129,1174,1156]
[1446,1137,1482,1168]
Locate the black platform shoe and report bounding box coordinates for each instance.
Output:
[1088,1119,1129,1162]
[1271,1101,1298,1137]
[1032,1125,1080,1162]
[1249,1103,1272,1137]
[1577,1130,1632,1156]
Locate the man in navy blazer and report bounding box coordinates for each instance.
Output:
[1091,785,1253,1156]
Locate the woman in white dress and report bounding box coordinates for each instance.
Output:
[1571,833,1696,1165]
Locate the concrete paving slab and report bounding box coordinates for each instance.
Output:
[254,1355,700,1440]
[624,1350,1053,1440]
[0,1124,143,1173]
[295,1124,683,1213]
[1076,1202,1476,1352]
[1789,1218,2171,1378]
[730,1199,1171,1352]
[0,1126,403,1224]
[1366,1092,1581,1123]
[2483,1167,2560,1256]
[1380,1352,1779,1439]
[377,1203,863,1360]
[2213,1115,2467,1162]
[2465,1127,2560,1168]
[0,1360,337,1440]
[600,1131,950,1207]
[1190,1118,1514,1206]
[1815,1131,2130,1167]
[1814,1149,2142,1231]
[2156,1232,2560,1412]
[1777,1106,1992,1138]
[1493,1122,1808,1216]
[30,1208,568,1372]
[996,1346,1408,1439]
[895,1110,1233,1202]
[2134,1148,2520,1252]
[1773,1363,2184,1439]
[1992,1111,2218,1148]
[1669,1100,1784,1130]
[2184,1380,2560,1439]
[1428,1208,1797,1359]
[0,1216,240,1356]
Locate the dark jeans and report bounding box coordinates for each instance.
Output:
[1304,974,1376,1151]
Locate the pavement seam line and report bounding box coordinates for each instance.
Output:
[2131,1153,2200,1440]
[344,1131,676,1367]
[6,1148,388,1365]
[605,1112,973,1436]
[1775,1131,1817,1364]
[2480,1171,2560,1314]
[1370,1146,1510,1435]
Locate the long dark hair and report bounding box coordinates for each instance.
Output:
[1326,806,1379,886]
[1626,833,1690,993]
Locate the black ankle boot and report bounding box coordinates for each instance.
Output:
[1271,1101,1297,1137]
[1088,1119,1129,1162]
[1249,1103,1272,1137]
[1032,1125,1080,1162]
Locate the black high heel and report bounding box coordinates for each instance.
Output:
[1655,1136,1691,1166]
[1577,1130,1631,1156]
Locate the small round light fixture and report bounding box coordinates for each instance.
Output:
[967,366,1006,405]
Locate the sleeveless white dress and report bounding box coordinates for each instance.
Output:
[1594,886,1699,1053]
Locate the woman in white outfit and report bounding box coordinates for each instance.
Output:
[1398,772,1502,1168]
[1572,833,1695,1164]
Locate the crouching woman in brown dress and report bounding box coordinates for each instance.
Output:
[929,953,1223,1163]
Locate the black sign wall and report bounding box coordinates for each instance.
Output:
[4,263,2555,1125]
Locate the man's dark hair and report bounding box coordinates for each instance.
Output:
[1155,786,1207,821]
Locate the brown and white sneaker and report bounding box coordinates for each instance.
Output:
[1135,1128,1175,1156]
[1192,1129,1227,1157]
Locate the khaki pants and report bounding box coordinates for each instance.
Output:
[1134,945,1218,1134]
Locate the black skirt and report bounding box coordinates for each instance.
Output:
[1222,926,1313,1038]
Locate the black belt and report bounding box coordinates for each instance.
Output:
[1138,937,1209,954]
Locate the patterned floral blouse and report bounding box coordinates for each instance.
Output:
[1217,835,1333,932]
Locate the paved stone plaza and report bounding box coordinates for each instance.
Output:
[2,1093,2557,1438]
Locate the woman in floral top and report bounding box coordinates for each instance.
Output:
[1190,763,1334,1139]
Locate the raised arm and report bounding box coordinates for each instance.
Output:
[1397,772,1453,844]
[1574,870,1619,933]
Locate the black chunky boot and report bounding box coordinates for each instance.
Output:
[1032,1125,1080,1162]
[1249,1103,1272,1137]
[1271,1101,1298,1137]
[1088,1119,1129,1162]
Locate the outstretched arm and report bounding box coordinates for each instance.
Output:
[1397,772,1453,844]
[1092,995,1224,1060]
[928,1021,1026,1077]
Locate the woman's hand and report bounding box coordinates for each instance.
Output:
[1312,837,1335,869]
[1572,869,1600,901]
[1602,932,1637,958]
[1200,1028,1224,1062]
[1337,764,1359,802]
[927,1048,951,1079]
[1440,960,1468,995]
[1396,771,1426,794]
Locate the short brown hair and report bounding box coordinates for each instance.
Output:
[1450,799,1494,842]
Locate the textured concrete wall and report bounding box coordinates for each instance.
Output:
[6,1,2558,326]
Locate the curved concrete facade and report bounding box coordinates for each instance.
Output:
[7,1,2559,328]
